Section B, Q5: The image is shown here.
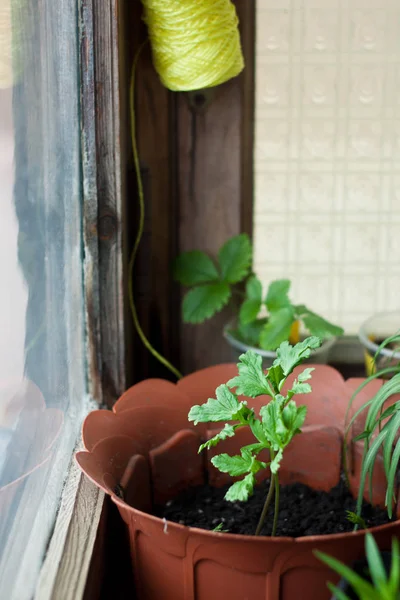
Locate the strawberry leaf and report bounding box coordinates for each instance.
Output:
[259,308,295,351]
[295,305,344,339]
[265,279,291,312]
[173,250,220,286]
[218,234,252,284]
[182,283,231,323]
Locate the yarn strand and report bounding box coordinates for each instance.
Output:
[128,42,183,380]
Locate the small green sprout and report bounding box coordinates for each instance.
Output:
[188,336,322,536]
[212,523,229,533]
[316,534,400,600]
[346,510,367,530]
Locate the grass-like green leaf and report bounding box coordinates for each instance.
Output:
[295,304,344,339]
[315,546,376,599]
[173,250,220,286]
[265,279,291,312]
[273,336,322,377]
[366,533,388,589]
[198,424,237,453]
[355,425,390,519]
[227,351,272,398]
[188,384,249,425]
[218,233,252,284]
[385,436,400,518]
[239,299,261,325]
[225,473,256,502]
[259,308,295,351]
[182,282,231,323]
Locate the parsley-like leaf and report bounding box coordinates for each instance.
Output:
[259,308,295,351]
[173,250,220,286]
[198,424,237,453]
[225,473,256,502]
[270,448,283,474]
[188,384,249,425]
[273,337,321,377]
[218,234,252,284]
[265,279,291,312]
[182,283,231,323]
[227,351,272,398]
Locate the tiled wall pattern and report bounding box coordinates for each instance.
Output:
[254,0,400,333]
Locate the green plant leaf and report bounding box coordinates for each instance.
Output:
[259,308,295,351]
[265,279,291,312]
[315,551,375,599]
[173,250,220,286]
[249,415,269,445]
[365,533,388,589]
[225,473,256,502]
[295,305,344,339]
[212,523,229,532]
[260,401,285,449]
[182,283,231,323]
[198,424,237,453]
[227,351,272,398]
[234,318,268,346]
[239,299,261,325]
[246,275,263,301]
[282,402,307,441]
[385,436,400,518]
[218,234,252,284]
[346,511,367,530]
[287,368,315,398]
[273,336,322,377]
[188,384,250,425]
[270,448,283,474]
[211,452,265,477]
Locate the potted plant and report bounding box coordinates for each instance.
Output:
[358,314,400,376]
[316,533,399,600]
[173,233,344,366]
[76,338,400,600]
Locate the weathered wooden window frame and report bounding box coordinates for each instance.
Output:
[32,0,127,596]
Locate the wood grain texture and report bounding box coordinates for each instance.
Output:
[35,459,104,600]
[81,0,127,406]
[177,0,256,373]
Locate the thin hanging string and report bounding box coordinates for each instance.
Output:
[128,1,244,379]
[129,42,183,380]
[141,0,244,91]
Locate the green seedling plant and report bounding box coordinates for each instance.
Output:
[188,336,322,536]
[173,233,343,351]
[343,334,400,528]
[315,533,400,600]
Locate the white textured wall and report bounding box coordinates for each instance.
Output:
[254,0,400,333]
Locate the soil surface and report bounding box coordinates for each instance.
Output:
[157,477,391,537]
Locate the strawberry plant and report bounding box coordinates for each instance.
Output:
[188,336,322,536]
[173,233,343,351]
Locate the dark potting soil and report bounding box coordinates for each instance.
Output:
[157,477,391,537]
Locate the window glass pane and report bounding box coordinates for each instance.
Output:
[0,0,86,597]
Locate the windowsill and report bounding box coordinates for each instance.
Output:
[34,446,105,600]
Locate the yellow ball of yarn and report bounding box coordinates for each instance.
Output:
[141,0,244,92]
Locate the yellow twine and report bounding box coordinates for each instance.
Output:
[141,0,244,91]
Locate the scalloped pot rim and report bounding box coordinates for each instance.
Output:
[111,493,399,544]
[78,362,398,542]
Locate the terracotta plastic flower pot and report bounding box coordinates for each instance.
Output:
[76,365,400,600]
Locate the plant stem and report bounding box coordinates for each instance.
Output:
[271,474,280,536]
[255,475,275,536]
